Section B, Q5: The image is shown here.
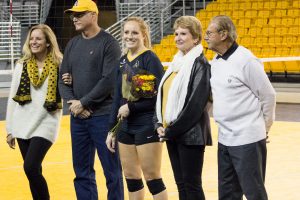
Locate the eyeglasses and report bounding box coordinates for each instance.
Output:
[205,30,223,38]
[69,12,90,21]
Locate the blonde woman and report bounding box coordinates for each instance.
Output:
[154,16,212,200]
[106,17,168,200]
[6,24,62,200]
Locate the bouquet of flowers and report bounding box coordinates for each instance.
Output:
[131,73,157,99]
[121,64,158,101]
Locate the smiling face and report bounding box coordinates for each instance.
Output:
[174,27,198,55]
[123,20,145,52]
[29,29,48,56]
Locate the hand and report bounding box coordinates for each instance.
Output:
[117,104,130,120]
[62,73,72,85]
[6,134,15,149]
[157,126,165,137]
[157,126,168,142]
[67,100,84,117]
[78,109,93,119]
[106,132,116,153]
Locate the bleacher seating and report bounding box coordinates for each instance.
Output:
[0,0,39,26]
[152,0,300,75]
[0,0,39,67]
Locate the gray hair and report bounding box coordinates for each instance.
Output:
[211,15,237,43]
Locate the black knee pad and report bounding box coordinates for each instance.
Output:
[146,178,166,195]
[126,178,144,192]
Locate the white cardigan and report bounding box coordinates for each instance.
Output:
[6,62,62,143]
[210,46,276,146]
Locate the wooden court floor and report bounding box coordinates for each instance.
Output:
[0,116,299,200]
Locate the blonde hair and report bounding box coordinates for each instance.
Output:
[173,16,203,44]
[211,15,237,43]
[123,16,152,49]
[21,24,63,66]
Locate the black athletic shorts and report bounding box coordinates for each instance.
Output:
[117,125,160,146]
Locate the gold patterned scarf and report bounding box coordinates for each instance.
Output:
[13,54,62,112]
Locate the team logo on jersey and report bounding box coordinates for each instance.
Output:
[120,59,126,68]
[133,60,139,68]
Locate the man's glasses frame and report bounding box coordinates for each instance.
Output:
[69,12,91,21]
[205,30,224,38]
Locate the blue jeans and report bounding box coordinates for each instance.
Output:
[71,115,124,200]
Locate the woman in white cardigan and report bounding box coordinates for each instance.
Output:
[6,24,63,200]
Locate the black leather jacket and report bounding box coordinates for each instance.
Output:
[154,53,212,145]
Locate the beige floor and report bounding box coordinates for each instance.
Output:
[0,117,299,200]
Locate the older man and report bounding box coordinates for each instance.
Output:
[58,0,123,200]
[205,15,276,200]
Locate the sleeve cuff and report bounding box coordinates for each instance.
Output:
[80,97,90,108]
[155,123,163,131]
[164,127,171,138]
[127,102,136,113]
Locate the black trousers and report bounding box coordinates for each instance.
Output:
[218,139,268,200]
[166,140,205,200]
[17,137,52,200]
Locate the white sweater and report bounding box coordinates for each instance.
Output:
[6,62,62,143]
[210,46,276,146]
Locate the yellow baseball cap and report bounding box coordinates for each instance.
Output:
[65,0,99,14]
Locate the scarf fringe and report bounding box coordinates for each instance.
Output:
[12,95,32,105]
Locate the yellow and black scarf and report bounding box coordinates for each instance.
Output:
[13,54,62,112]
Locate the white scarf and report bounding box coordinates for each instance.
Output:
[156,44,203,125]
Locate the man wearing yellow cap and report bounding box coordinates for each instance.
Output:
[59,0,124,200]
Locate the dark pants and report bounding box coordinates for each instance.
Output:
[166,140,205,200]
[71,115,124,200]
[218,139,268,200]
[17,137,52,200]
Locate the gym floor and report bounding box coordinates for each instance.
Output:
[0,107,299,199]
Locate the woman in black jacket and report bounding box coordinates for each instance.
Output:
[154,16,212,200]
